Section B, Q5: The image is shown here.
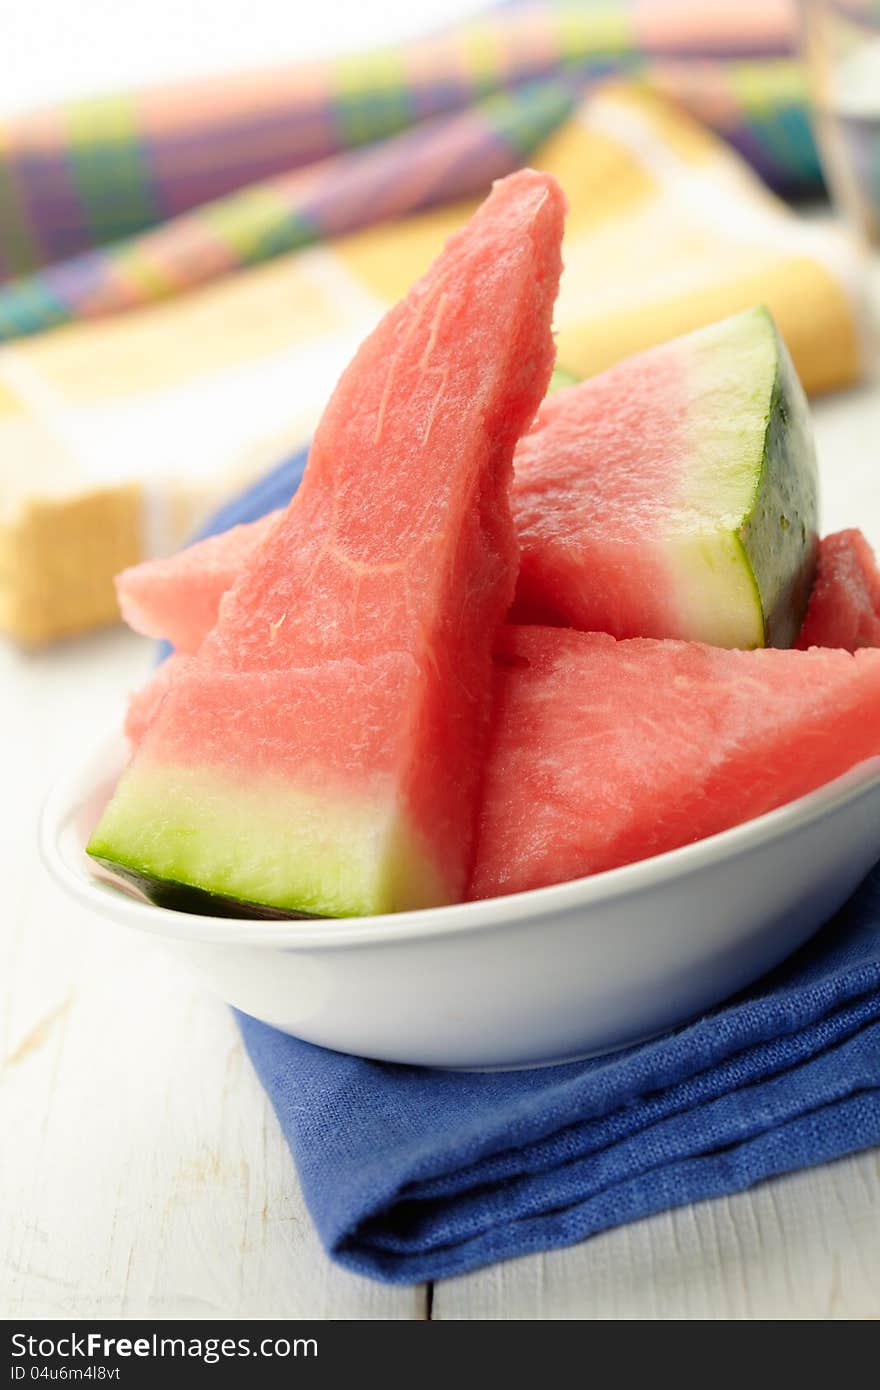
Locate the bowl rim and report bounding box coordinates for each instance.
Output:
[40,732,880,951]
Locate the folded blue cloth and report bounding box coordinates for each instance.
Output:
[194,455,880,1286]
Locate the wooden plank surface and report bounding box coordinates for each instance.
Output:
[2,383,878,1320]
[432,1154,880,1319]
[0,629,421,1319]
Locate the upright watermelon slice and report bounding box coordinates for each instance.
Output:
[124,654,189,747]
[116,308,817,655]
[118,513,281,654]
[513,306,818,648]
[796,529,880,652]
[89,170,566,917]
[116,369,581,655]
[123,621,880,906]
[470,627,880,900]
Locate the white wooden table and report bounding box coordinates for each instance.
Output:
[2,384,879,1321]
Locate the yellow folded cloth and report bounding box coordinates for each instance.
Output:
[0,82,864,644]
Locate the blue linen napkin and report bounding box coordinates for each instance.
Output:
[189,454,880,1286]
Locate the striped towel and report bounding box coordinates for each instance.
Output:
[1,0,815,304]
[0,79,864,643]
[0,81,579,339]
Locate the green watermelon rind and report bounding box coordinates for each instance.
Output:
[548,364,579,393]
[660,305,818,650]
[739,309,819,648]
[87,765,444,918]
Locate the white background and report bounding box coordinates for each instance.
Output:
[0,0,485,114]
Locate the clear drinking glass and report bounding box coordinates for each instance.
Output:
[801,1,880,247]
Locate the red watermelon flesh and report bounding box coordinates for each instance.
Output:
[513,306,817,648]
[470,627,880,900]
[117,308,816,656]
[796,529,880,652]
[123,619,880,905]
[89,170,566,918]
[124,655,191,747]
[117,513,280,654]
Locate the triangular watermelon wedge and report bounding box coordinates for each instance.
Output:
[114,372,579,655]
[118,513,282,656]
[89,170,566,917]
[511,306,818,648]
[116,308,818,656]
[123,654,189,747]
[796,529,880,651]
[124,624,880,904]
[470,627,880,900]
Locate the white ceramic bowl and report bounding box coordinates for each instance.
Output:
[41,733,880,1069]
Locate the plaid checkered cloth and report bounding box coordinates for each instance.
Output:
[0,1,815,302]
[0,80,580,339]
[0,80,863,643]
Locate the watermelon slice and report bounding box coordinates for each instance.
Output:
[124,654,190,747]
[470,627,880,900]
[89,170,567,918]
[116,367,582,655]
[796,529,880,652]
[123,619,880,905]
[118,513,280,654]
[116,309,817,656]
[513,306,818,648]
